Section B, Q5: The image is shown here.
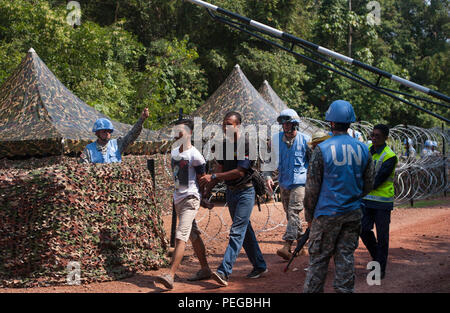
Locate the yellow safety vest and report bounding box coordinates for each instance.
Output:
[364,144,397,203]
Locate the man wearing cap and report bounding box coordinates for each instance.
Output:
[402,138,416,161]
[80,108,149,164]
[431,141,441,156]
[421,140,433,158]
[303,100,374,293]
[308,130,331,151]
[263,108,312,261]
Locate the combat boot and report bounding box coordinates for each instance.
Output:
[277,241,293,260]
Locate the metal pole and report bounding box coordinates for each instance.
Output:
[184,0,450,104]
[405,124,414,207]
[147,159,155,190]
[443,123,447,197]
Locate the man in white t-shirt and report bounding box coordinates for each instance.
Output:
[155,119,212,290]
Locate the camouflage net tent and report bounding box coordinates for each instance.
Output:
[0,48,167,159]
[258,80,289,113]
[0,156,169,287]
[193,64,279,126]
[0,49,170,287]
[258,80,322,138]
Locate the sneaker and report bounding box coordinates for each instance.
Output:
[246,268,268,279]
[155,273,174,290]
[211,271,228,287]
[187,268,212,281]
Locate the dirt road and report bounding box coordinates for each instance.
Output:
[1,201,449,293]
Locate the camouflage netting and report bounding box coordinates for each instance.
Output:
[0,156,169,288]
[0,48,168,158]
[258,80,289,113]
[193,64,279,125]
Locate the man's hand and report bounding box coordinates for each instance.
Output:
[198,174,213,188]
[266,177,274,194]
[141,107,149,120]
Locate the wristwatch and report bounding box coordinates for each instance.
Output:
[211,173,217,180]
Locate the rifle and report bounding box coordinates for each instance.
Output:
[284,228,310,272]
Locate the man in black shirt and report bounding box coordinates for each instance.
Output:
[199,111,267,287]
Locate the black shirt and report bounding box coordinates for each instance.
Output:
[217,136,254,187]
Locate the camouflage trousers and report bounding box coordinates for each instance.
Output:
[303,209,362,293]
[280,186,305,242]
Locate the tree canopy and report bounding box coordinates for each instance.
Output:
[0,0,448,128]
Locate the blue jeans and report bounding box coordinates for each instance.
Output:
[217,186,266,277]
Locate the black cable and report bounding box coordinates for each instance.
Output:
[206,9,450,123]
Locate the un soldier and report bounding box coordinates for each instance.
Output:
[303,100,374,293]
[80,108,149,163]
[264,109,311,260]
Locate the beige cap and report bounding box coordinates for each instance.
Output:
[308,130,331,147]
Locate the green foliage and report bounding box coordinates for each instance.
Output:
[0,0,448,128]
[132,37,208,129]
[236,44,318,117]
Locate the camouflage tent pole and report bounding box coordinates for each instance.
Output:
[184,0,450,123]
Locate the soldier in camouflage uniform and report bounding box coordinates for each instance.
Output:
[303,100,374,293]
[80,108,149,164]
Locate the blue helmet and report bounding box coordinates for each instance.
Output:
[277,109,301,124]
[325,100,356,123]
[403,138,413,145]
[425,140,432,147]
[93,118,114,133]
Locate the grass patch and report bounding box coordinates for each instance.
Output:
[396,197,449,209]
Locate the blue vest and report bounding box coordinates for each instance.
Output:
[277,131,310,190]
[314,134,370,218]
[86,139,121,164]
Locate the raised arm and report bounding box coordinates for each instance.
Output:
[117,108,149,154]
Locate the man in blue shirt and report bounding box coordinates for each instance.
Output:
[80,108,149,163]
[264,109,311,260]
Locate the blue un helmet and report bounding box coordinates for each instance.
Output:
[92,118,114,133]
[403,138,413,145]
[325,100,356,123]
[425,140,432,147]
[277,109,301,125]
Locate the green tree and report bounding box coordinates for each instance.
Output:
[131,37,208,129]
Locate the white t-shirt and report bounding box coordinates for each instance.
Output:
[171,145,206,204]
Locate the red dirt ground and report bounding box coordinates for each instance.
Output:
[1,198,449,294]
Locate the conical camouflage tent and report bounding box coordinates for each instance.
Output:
[257,80,322,137]
[258,80,289,113]
[193,64,278,125]
[0,48,166,158]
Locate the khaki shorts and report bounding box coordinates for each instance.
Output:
[174,195,201,242]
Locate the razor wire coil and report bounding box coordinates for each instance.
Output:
[158,121,449,243]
